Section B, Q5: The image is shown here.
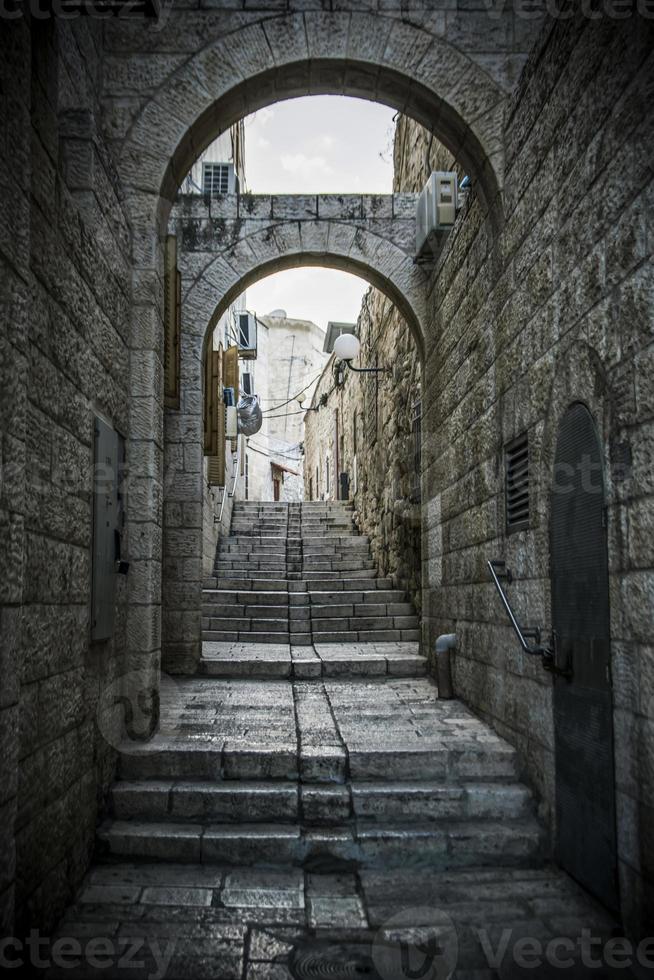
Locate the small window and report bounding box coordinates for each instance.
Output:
[242,372,252,395]
[411,401,422,503]
[202,163,230,196]
[326,457,330,494]
[506,432,530,533]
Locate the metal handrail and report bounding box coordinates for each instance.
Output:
[228,449,241,500]
[217,451,239,526]
[487,559,546,657]
[487,559,572,679]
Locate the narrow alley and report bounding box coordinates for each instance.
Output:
[50,503,613,979]
[1,3,653,978]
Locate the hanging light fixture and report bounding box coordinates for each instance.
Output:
[333,334,389,376]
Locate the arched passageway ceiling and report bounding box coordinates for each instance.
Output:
[104,8,542,226]
[171,193,429,360]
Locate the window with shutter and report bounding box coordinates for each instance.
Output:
[223,345,240,450]
[204,347,223,457]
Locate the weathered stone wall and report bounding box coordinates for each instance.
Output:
[304,298,423,610]
[302,119,458,610]
[0,19,133,936]
[418,14,654,938]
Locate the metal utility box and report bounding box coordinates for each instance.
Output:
[91,417,127,642]
[416,172,458,257]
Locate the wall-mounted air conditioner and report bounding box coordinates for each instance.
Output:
[236,312,257,360]
[415,172,458,258]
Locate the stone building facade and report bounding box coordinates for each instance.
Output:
[243,313,329,503]
[1,2,653,946]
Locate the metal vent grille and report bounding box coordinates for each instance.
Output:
[506,432,529,533]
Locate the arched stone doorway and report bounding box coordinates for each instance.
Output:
[107,7,539,688]
[163,193,428,671]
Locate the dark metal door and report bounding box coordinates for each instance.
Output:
[550,402,617,911]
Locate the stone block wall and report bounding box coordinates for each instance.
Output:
[419,14,654,937]
[303,118,458,611]
[0,19,133,936]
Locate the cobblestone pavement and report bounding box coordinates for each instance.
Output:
[40,674,623,979]
[47,863,617,979]
[39,501,626,977]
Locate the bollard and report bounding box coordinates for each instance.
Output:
[435,633,456,699]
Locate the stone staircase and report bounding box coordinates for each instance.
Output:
[202,501,420,646]
[67,498,618,980]
[97,499,545,874]
[97,674,545,874]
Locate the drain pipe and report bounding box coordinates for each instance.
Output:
[435,633,456,699]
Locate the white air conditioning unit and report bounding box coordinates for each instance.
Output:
[236,311,257,360]
[225,406,238,439]
[416,172,458,258]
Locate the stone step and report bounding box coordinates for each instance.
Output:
[202,628,419,645]
[213,560,377,572]
[118,737,519,784]
[110,779,532,825]
[202,590,290,606]
[210,570,385,585]
[220,537,370,550]
[199,646,426,679]
[202,603,415,622]
[202,630,295,644]
[201,590,411,608]
[204,578,291,591]
[97,817,544,869]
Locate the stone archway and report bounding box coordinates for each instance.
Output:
[107,3,543,685]
[162,192,430,671]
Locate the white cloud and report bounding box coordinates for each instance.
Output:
[280,153,334,177]
[242,96,396,328]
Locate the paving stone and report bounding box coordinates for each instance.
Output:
[140,885,214,906]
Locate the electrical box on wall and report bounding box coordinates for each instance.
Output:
[91,417,128,642]
[415,171,458,258]
[225,406,238,439]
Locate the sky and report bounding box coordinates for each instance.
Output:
[243,97,396,332]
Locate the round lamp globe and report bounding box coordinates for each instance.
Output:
[333,333,360,362]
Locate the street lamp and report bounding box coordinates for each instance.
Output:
[333,334,390,375]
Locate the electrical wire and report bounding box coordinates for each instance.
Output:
[261,370,324,414]
[248,441,302,461]
[259,409,308,420]
[246,445,301,466]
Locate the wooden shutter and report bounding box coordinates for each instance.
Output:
[223,344,240,451]
[207,401,226,485]
[163,236,181,409]
[204,345,223,456]
[223,344,239,401]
